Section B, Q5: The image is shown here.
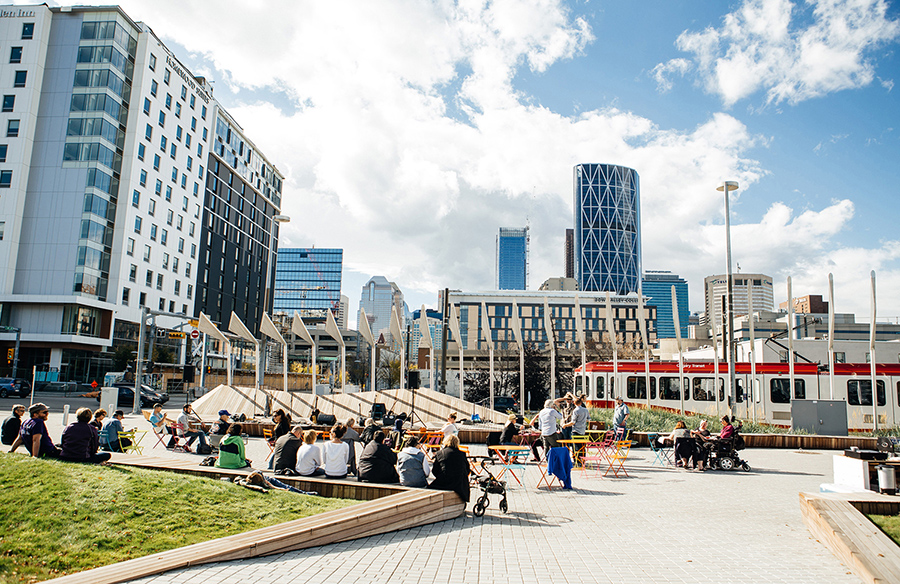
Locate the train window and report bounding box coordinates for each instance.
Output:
[770,379,803,404]
[626,376,655,400]
[596,377,604,400]
[692,378,718,401]
[660,377,682,400]
[848,380,885,407]
[575,376,583,396]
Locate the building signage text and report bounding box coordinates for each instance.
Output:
[0,9,35,18]
[166,54,210,104]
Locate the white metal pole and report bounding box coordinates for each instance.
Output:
[720,181,739,419]
[200,333,207,390]
[672,286,684,415]
[787,277,795,408]
[370,344,376,392]
[748,281,757,423]
[828,272,836,400]
[710,284,721,418]
[226,339,233,387]
[283,343,288,392]
[870,271,878,432]
[638,283,651,409]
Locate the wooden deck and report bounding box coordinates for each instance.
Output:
[800,491,900,584]
[48,456,464,584]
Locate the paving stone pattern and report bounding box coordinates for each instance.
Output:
[122,436,859,584]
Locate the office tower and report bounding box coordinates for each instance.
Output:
[573,163,641,294]
[496,226,528,290]
[0,5,283,375]
[642,271,689,339]
[338,294,349,328]
[565,228,574,279]
[703,273,774,325]
[273,248,343,323]
[357,276,405,342]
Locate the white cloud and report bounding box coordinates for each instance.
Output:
[660,0,900,106]
[651,58,693,93]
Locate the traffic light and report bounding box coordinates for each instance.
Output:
[6,348,12,364]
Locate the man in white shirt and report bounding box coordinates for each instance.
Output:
[176,404,208,453]
[535,398,564,454]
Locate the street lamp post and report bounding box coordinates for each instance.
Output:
[262,214,290,387]
[717,180,739,418]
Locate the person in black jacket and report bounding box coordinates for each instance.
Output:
[1,404,25,446]
[59,407,111,464]
[428,434,470,503]
[357,431,399,483]
[360,418,378,445]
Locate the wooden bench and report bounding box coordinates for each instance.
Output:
[800,491,900,584]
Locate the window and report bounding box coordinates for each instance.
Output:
[145,123,152,140]
[171,168,178,183]
[143,245,151,261]
[128,264,137,282]
[162,253,169,269]
[13,71,26,88]
[158,111,165,127]
[186,156,192,171]
[165,185,172,201]
[176,126,182,141]
[145,270,153,286]
[835,352,846,363]
[121,287,129,305]
[131,190,139,207]
[172,257,179,273]
[190,243,196,258]
[181,173,187,188]
[193,183,198,197]
[160,135,167,151]
[848,379,885,407]
[176,215,183,230]
[155,179,162,196]
[182,196,188,211]
[148,199,155,216]
[127,238,134,256]
[202,127,207,141]
[165,93,172,109]
[21,23,34,39]
[7,120,19,137]
[2,95,14,112]
[161,230,168,245]
[137,143,145,161]
[139,292,146,306]
[201,105,207,119]
[9,47,21,63]
[178,238,185,253]
[175,102,181,118]
[164,69,170,84]
[157,273,163,290]
[134,216,142,233]
[0,145,7,162]
[659,377,683,400]
[770,379,805,404]
[153,154,160,170]
[198,164,203,178]
[181,85,187,100]
[139,170,147,186]
[185,134,191,148]
[149,224,157,241]
[187,284,193,299]
[150,80,158,96]
[149,53,156,71]
[692,378,722,402]
[170,143,176,158]
[191,117,196,131]
[166,209,173,225]
[0,170,11,188]
[626,376,656,400]
[190,95,195,109]
[189,222,195,236]
[174,281,180,296]
[142,97,150,115]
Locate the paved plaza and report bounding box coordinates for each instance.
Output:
[11,403,862,584]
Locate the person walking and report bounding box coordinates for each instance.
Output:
[613,397,629,439]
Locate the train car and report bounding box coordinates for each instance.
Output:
[573,360,900,432]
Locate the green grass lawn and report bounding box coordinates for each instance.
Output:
[867,514,900,547]
[0,453,355,584]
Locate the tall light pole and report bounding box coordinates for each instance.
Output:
[717,180,739,418]
[262,214,290,383]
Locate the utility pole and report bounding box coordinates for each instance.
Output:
[439,288,449,393]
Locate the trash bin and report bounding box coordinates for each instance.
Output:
[877,465,896,495]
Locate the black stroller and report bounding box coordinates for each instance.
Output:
[472,460,508,517]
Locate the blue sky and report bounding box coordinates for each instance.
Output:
[43,0,900,326]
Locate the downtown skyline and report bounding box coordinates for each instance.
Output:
[32,0,900,327]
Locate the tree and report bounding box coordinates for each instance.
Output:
[377,357,401,389]
[507,343,549,411]
[153,346,174,364]
[112,344,135,371]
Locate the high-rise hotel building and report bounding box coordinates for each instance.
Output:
[0,5,283,377]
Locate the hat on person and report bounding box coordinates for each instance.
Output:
[29,402,48,415]
[507,413,517,421]
[615,396,624,403]
[218,409,231,416]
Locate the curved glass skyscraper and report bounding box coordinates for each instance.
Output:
[573,163,641,294]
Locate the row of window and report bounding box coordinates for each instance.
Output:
[121,287,189,315]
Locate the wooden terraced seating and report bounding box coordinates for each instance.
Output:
[800,491,900,584]
[48,455,464,584]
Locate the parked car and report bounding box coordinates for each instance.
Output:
[480,396,518,413]
[96,384,169,408]
[0,378,30,399]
